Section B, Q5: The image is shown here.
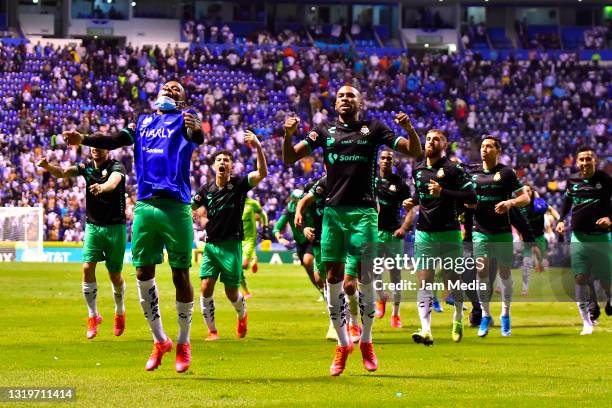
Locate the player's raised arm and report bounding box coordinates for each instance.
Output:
[282,116,311,165]
[182,111,204,144]
[34,156,78,178]
[63,127,135,150]
[394,112,423,158]
[245,130,267,187]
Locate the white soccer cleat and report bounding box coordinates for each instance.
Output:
[580,324,594,336]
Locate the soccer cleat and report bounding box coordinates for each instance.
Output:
[329,343,352,376]
[237,313,248,338]
[205,330,219,341]
[113,314,125,336]
[580,324,594,336]
[86,315,102,339]
[242,290,252,300]
[391,315,402,328]
[501,316,511,337]
[469,305,482,327]
[589,303,601,323]
[251,261,258,274]
[451,321,463,343]
[348,324,361,344]
[412,329,434,346]
[175,343,191,373]
[326,322,338,341]
[375,299,386,319]
[359,342,378,372]
[605,301,612,317]
[478,316,493,337]
[432,300,443,313]
[145,337,173,371]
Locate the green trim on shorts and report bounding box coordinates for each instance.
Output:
[83,223,126,273]
[132,199,193,269]
[200,240,243,288]
[570,232,611,280]
[472,231,514,267]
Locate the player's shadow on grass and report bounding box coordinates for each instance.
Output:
[155,376,343,384]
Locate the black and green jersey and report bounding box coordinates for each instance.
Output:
[375,173,411,232]
[519,201,545,238]
[303,119,402,208]
[561,170,612,234]
[272,200,312,245]
[193,175,252,242]
[309,176,328,245]
[77,159,126,225]
[470,163,524,234]
[412,157,475,232]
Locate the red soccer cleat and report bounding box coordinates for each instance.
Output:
[375,299,386,319]
[175,343,191,373]
[237,313,248,338]
[113,314,125,336]
[330,343,353,376]
[359,342,378,372]
[145,337,173,371]
[252,261,258,274]
[205,330,220,341]
[348,324,362,344]
[391,315,402,328]
[86,315,102,339]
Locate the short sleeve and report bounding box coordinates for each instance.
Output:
[503,167,524,195]
[310,176,327,199]
[454,164,473,191]
[374,120,402,150]
[302,127,325,153]
[111,161,126,177]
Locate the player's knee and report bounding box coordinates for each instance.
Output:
[136,266,155,281]
[108,272,123,286]
[172,268,190,287]
[344,279,357,295]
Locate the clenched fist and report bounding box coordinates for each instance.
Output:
[284,116,300,137]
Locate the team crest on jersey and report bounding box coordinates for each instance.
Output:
[228,183,234,190]
[194,194,201,202]
[493,172,501,182]
[308,131,318,141]
[595,183,602,189]
[389,184,397,192]
[436,168,445,179]
[360,126,370,136]
[102,169,108,177]
[316,186,324,195]
[142,116,153,127]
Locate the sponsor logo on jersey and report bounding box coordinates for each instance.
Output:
[142,116,153,127]
[389,184,397,192]
[360,126,370,136]
[436,168,445,179]
[326,137,334,147]
[144,128,172,138]
[144,147,164,154]
[493,172,501,182]
[308,131,318,141]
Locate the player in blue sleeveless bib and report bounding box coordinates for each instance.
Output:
[64,80,203,373]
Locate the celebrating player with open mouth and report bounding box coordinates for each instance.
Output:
[192,131,267,341]
[283,85,422,376]
[556,146,611,335]
[64,80,204,373]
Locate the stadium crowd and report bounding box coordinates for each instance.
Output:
[0,39,610,242]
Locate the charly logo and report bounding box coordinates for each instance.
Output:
[328,126,336,134]
[328,153,339,164]
[436,168,445,179]
[360,126,370,136]
[493,172,501,182]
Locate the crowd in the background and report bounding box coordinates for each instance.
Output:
[0,39,610,243]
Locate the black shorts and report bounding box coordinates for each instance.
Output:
[296,241,314,263]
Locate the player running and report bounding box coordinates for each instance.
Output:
[470,136,530,338]
[555,146,611,335]
[403,129,476,345]
[35,148,127,339]
[64,80,203,372]
[283,84,422,376]
[374,148,413,328]
[273,190,324,297]
[193,131,267,341]
[517,184,559,295]
[241,194,268,298]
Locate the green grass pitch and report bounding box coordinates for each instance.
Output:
[1,262,611,407]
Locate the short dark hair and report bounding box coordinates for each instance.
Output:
[576,145,595,156]
[482,135,502,150]
[426,129,447,140]
[211,150,234,162]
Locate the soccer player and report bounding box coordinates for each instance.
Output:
[273,190,324,296]
[64,80,204,372]
[516,184,558,295]
[241,194,268,298]
[283,84,422,376]
[470,136,530,338]
[193,131,267,341]
[374,148,413,328]
[402,129,476,345]
[35,148,127,340]
[555,146,611,335]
